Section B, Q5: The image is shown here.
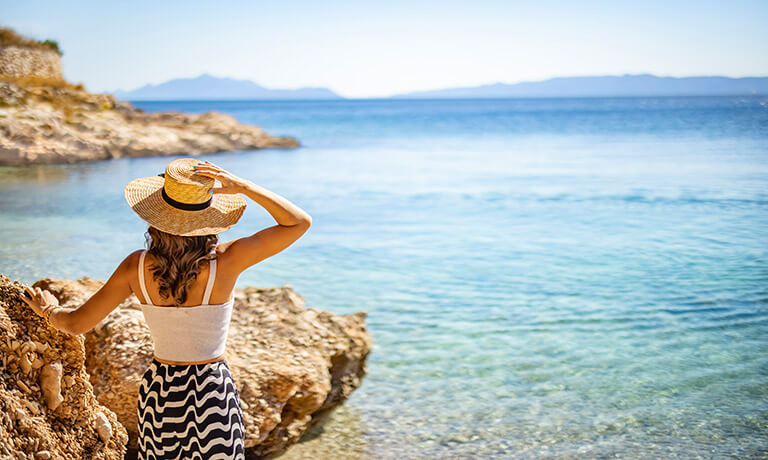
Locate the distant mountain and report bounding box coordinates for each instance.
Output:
[113,74,342,100]
[393,75,768,98]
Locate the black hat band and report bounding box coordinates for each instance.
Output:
[157,173,212,211]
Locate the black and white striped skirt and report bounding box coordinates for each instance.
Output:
[137,358,246,459]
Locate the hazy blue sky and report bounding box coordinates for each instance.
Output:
[4,0,768,98]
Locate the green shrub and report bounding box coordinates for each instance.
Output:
[40,40,62,55]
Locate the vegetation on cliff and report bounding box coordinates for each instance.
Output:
[0,28,62,55]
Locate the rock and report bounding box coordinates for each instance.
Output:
[94,411,113,443]
[39,361,64,410]
[20,350,33,374]
[0,274,128,459]
[226,287,372,457]
[0,79,26,104]
[34,275,372,458]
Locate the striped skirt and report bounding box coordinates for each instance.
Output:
[137,358,246,459]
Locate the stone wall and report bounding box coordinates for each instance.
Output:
[0,46,63,80]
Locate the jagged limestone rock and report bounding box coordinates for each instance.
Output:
[0,274,128,459]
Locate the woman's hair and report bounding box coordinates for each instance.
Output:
[143,226,218,305]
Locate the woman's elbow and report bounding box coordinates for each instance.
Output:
[68,324,89,336]
[53,310,84,336]
[293,214,311,229]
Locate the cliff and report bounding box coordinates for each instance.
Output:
[1,274,372,459]
[0,28,299,166]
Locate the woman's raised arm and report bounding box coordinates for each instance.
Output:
[192,161,312,275]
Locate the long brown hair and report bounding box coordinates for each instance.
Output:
[143,226,218,305]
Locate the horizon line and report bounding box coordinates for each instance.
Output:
[117,94,768,103]
[107,72,768,100]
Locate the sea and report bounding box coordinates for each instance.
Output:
[1,97,767,458]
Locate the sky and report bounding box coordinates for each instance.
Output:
[4,0,768,98]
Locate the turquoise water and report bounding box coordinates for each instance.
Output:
[2,97,768,457]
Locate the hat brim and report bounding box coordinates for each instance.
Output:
[124,176,246,236]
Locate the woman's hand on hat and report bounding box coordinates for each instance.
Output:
[192,161,248,195]
[21,286,60,317]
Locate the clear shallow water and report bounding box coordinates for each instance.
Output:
[1,97,768,458]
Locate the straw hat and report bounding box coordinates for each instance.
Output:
[124,157,246,236]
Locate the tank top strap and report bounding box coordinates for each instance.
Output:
[138,249,153,305]
[202,257,217,305]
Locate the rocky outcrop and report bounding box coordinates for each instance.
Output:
[224,286,371,457]
[0,46,63,80]
[0,27,298,165]
[31,276,150,455]
[0,274,128,459]
[29,276,372,458]
[0,78,299,165]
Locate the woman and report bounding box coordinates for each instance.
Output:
[21,157,312,459]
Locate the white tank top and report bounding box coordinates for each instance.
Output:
[137,249,234,362]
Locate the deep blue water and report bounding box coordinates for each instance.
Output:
[1,97,767,458]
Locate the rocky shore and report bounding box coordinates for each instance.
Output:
[0,26,298,166]
[0,274,372,459]
[0,77,299,166]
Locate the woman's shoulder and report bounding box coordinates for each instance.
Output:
[127,248,146,264]
[213,243,233,265]
[124,249,152,274]
[214,241,231,255]
[110,249,146,286]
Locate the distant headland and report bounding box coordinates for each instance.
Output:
[392,74,768,99]
[114,74,342,101]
